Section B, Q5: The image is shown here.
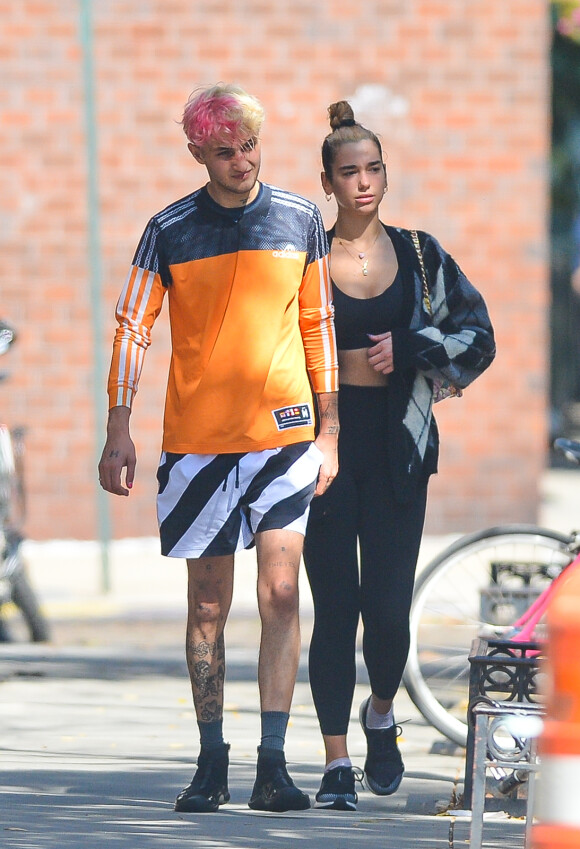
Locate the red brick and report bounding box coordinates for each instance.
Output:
[0,0,551,540]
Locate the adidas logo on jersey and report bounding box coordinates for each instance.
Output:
[272,244,301,260]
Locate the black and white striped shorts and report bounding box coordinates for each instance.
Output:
[156,441,323,558]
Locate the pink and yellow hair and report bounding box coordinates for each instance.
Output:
[181,83,265,147]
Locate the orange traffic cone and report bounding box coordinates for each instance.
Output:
[532,563,580,848]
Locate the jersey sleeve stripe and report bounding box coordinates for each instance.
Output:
[109,268,161,408]
[132,268,156,323]
[156,191,200,228]
[317,256,338,393]
[133,222,159,271]
[117,267,156,325]
[270,187,314,212]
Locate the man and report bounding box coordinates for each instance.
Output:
[98,83,339,813]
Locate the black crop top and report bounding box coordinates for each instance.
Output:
[332,270,404,350]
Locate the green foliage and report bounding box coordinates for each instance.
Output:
[551,26,580,230]
[552,1,580,43]
[550,5,580,411]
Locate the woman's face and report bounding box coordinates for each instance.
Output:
[322,139,387,215]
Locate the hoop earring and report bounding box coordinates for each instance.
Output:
[325,194,332,202]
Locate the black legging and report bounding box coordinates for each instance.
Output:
[304,384,427,737]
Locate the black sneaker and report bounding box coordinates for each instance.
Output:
[248,747,311,812]
[174,743,230,813]
[315,765,363,811]
[359,697,404,796]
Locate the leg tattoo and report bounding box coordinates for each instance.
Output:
[187,633,225,721]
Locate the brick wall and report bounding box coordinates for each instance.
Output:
[0,0,550,540]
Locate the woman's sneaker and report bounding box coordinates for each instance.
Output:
[174,743,230,812]
[315,765,363,811]
[359,697,404,796]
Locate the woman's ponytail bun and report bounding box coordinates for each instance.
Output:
[321,100,384,180]
[328,101,356,131]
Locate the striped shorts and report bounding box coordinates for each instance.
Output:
[156,441,323,558]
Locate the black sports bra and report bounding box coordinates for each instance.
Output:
[332,270,404,350]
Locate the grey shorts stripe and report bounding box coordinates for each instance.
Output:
[157,442,323,558]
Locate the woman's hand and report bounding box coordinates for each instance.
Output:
[367,332,394,374]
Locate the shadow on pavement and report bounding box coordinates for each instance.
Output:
[0,632,527,848]
[2,765,482,849]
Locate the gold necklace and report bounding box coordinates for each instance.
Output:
[336,229,381,276]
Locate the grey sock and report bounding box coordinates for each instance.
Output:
[366,701,394,730]
[260,711,289,751]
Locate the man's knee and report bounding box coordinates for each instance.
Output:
[186,556,233,623]
[191,598,224,625]
[259,578,299,619]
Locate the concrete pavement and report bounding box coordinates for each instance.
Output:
[1,642,526,849]
[2,468,580,848]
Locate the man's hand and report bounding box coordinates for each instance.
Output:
[313,432,338,495]
[313,392,339,496]
[98,406,136,496]
[367,331,394,375]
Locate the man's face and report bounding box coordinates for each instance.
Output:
[189,136,261,207]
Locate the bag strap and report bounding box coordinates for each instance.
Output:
[410,230,462,401]
[410,229,433,316]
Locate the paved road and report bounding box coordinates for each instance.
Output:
[6,467,577,847]
[0,618,528,849]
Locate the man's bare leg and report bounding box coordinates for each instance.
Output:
[185,554,234,722]
[248,528,311,811]
[255,529,304,712]
[174,554,235,814]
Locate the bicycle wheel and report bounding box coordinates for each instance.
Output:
[403,524,574,747]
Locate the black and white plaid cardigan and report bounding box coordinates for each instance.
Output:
[328,224,496,503]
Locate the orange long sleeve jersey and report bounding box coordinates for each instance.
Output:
[107,184,338,454]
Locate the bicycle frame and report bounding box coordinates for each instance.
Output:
[510,539,580,644]
[403,436,580,746]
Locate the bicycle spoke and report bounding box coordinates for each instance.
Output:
[403,526,574,746]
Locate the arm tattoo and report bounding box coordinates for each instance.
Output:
[317,393,340,434]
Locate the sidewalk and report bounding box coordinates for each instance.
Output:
[1,468,579,848]
[0,643,526,849]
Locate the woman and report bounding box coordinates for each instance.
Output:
[304,101,495,811]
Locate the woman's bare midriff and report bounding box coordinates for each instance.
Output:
[338,348,389,387]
